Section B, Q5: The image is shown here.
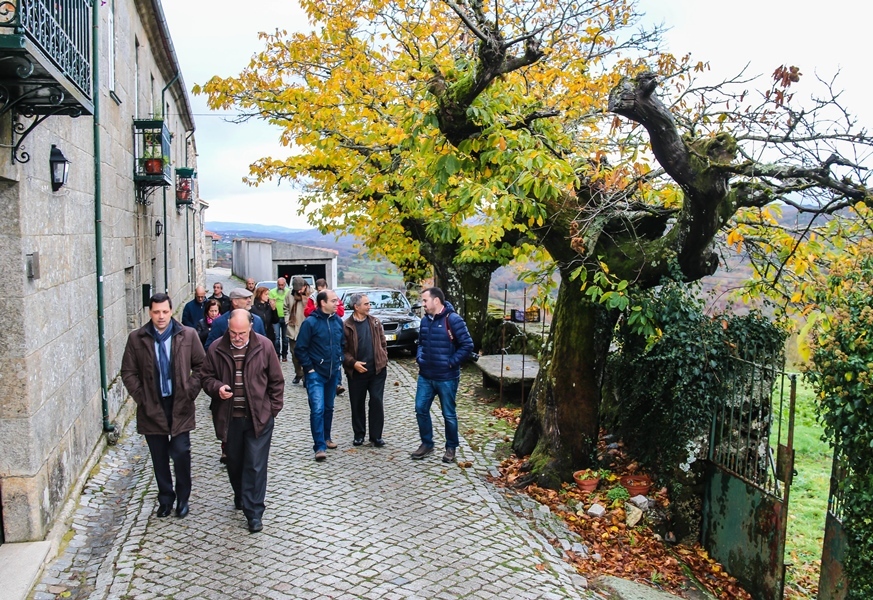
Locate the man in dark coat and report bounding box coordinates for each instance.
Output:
[342,293,388,447]
[121,293,205,518]
[411,287,473,464]
[204,288,266,349]
[209,282,233,315]
[295,289,344,461]
[181,285,207,327]
[201,310,284,533]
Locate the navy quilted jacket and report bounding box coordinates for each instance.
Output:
[295,308,344,379]
[416,302,474,381]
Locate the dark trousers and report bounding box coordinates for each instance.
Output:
[145,396,191,507]
[348,368,386,441]
[225,415,274,521]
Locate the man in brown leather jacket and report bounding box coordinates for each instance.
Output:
[121,293,205,519]
[201,310,284,533]
[342,293,388,447]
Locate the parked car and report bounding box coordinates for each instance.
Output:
[336,287,420,353]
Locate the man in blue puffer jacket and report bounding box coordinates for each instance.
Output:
[295,289,344,461]
[411,287,474,463]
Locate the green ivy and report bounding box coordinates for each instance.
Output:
[606,279,786,486]
[805,255,873,598]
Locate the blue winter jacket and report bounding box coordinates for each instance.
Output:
[204,310,266,349]
[295,308,344,379]
[181,298,206,328]
[416,302,474,381]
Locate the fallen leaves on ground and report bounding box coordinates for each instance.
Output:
[491,406,521,426]
[492,453,753,600]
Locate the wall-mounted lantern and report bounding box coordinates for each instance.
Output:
[155,219,163,237]
[49,145,70,192]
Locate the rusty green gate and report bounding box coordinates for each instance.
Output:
[817,455,848,599]
[702,359,795,600]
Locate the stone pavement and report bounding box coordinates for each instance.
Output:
[30,268,596,599]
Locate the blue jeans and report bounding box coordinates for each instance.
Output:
[414,375,459,449]
[305,368,340,452]
[273,319,288,358]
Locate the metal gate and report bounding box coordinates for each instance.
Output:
[817,455,848,599]
[702,359,795,600]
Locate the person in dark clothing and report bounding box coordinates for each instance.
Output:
[195,299,221,347]
[181,286,207,327]
[295,289,344,461]
[121,293,205,519]
[342,293,388,447]
[250,286,278,348]
[410,287,473,464]
[209,282,233,315]
[204,288,267,349]
[201,310,284,534]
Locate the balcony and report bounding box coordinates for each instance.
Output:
[0,0,93,161]
[133,119,172,204]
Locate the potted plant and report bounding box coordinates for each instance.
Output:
[572,468,609,492]
[141,133,166,175]
[176,178,191,201]
[619,474,652,497]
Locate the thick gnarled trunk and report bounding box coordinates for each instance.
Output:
[512,277,617,487]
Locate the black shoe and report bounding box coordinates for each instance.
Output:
[372,439,386,447]
[292,376,302,384]
[175,502,189,518]
[156,503,173,518]
[248,519,263,533]
[336,385,346,395]
[410,444,433,459]
[219,452,227,465]
[353,437,364,446]
[442,448,456,463]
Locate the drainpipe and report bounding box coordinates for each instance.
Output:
[160,75,179,293]
[93,2,114,433]
[184,130,194,288]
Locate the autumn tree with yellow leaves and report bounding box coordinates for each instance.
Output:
[197,0,873,486]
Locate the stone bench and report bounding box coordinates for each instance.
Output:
[474,354,539,399]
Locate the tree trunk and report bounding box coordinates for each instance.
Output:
[512,277,617,487]
[432,259,494,349]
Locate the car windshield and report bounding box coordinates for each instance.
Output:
[347,290,409,311]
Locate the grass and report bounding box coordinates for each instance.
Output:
[778,375,832,598]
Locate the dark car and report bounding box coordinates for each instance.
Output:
[337,288,420,353]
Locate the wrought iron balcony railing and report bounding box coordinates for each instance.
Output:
[0,0,93,161]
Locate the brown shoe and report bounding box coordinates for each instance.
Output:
[314,450,327,461]
[326,440,338,449]
[336,385,346,395]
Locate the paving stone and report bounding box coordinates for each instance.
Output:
[32,268,594,600]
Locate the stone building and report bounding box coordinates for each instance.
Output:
[232,238,339,288]
[0,0,207,543]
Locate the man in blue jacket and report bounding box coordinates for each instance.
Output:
[181,286,207,327]
[295,289,344,461]
[411,287,474,463]
[204,288,266,349]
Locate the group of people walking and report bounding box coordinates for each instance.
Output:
[121,278,474,534]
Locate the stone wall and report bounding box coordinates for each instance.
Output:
[0,0,206,542]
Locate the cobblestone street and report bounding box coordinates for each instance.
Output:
[31,270,592,599]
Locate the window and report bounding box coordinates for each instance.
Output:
[108,0,116,93]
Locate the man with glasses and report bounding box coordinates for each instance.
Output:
[181,286,208,328]
[204,288,266,349]
[342,293,388,447]
[202,310,284,533]
[295,289,344,461]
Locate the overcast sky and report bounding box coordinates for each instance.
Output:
[161,0,871,228]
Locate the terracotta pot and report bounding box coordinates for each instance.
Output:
[619,475,652,497]
[144,158,163,174]
[573,470,600,492]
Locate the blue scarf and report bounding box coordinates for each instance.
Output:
[149,322,174,397]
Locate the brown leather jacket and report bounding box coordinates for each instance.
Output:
[342,314,388,378]
[201,331,285,441]
[121,320,205,436]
